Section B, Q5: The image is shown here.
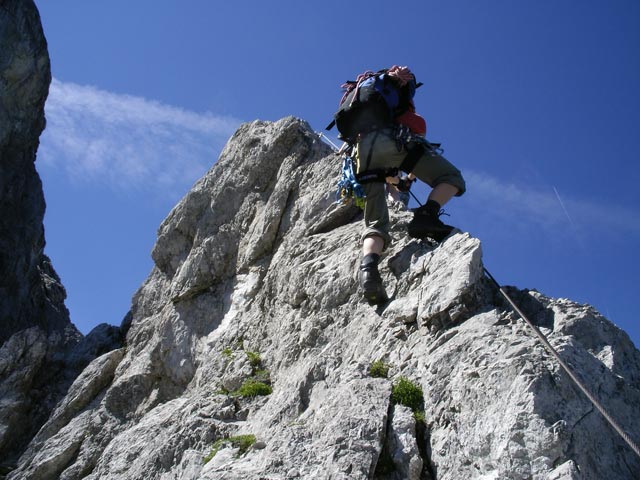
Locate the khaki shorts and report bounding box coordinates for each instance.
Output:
[354,129,466,247]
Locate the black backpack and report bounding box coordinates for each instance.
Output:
[326,69,419,144]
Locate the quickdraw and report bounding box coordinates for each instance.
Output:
[335,155,366,209]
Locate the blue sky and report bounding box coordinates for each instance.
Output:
[35,1,639,348]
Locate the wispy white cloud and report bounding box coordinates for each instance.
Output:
[461,169,640,240]
[39,78,242,195]
[39,80,639,243]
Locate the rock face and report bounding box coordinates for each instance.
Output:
[0,0,125,470]
[9,116,640,479]
[0,0,59,344]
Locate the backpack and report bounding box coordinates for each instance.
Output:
[326,68,420,144]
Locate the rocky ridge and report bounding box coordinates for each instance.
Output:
[8,115,640,479]
[2,2,640,478]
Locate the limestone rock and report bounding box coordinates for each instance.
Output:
[0,0,79,467]
[0,1,125,469]
[8,116,639,480]
[383,405,423,480]
[0,0,59,343]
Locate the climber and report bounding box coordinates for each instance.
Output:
[328,65,466,304]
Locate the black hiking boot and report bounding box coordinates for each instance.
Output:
[408,200,454,242]
[360,254,387,304]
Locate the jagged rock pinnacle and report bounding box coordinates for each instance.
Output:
[8,116,640,479]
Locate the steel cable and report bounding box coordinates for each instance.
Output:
[483,267,640,460]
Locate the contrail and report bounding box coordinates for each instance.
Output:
[553,186,578,229]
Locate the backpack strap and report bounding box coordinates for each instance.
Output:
[399,143,425,174]
[362,130,380,172]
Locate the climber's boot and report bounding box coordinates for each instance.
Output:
[408,200,454,242]
[360,253,387,304]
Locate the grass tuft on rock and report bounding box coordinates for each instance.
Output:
[245,351,261,367]
[391,376,424,412]
[233,378,272,398]
[369,360,390,378]
[203,434,257,463]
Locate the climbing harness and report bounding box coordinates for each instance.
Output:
[483,267,640,460]
[316,130,431,211]
[390,124,444,178]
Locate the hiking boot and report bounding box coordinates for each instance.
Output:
[407,200,454,242]
[360,254,387,304]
